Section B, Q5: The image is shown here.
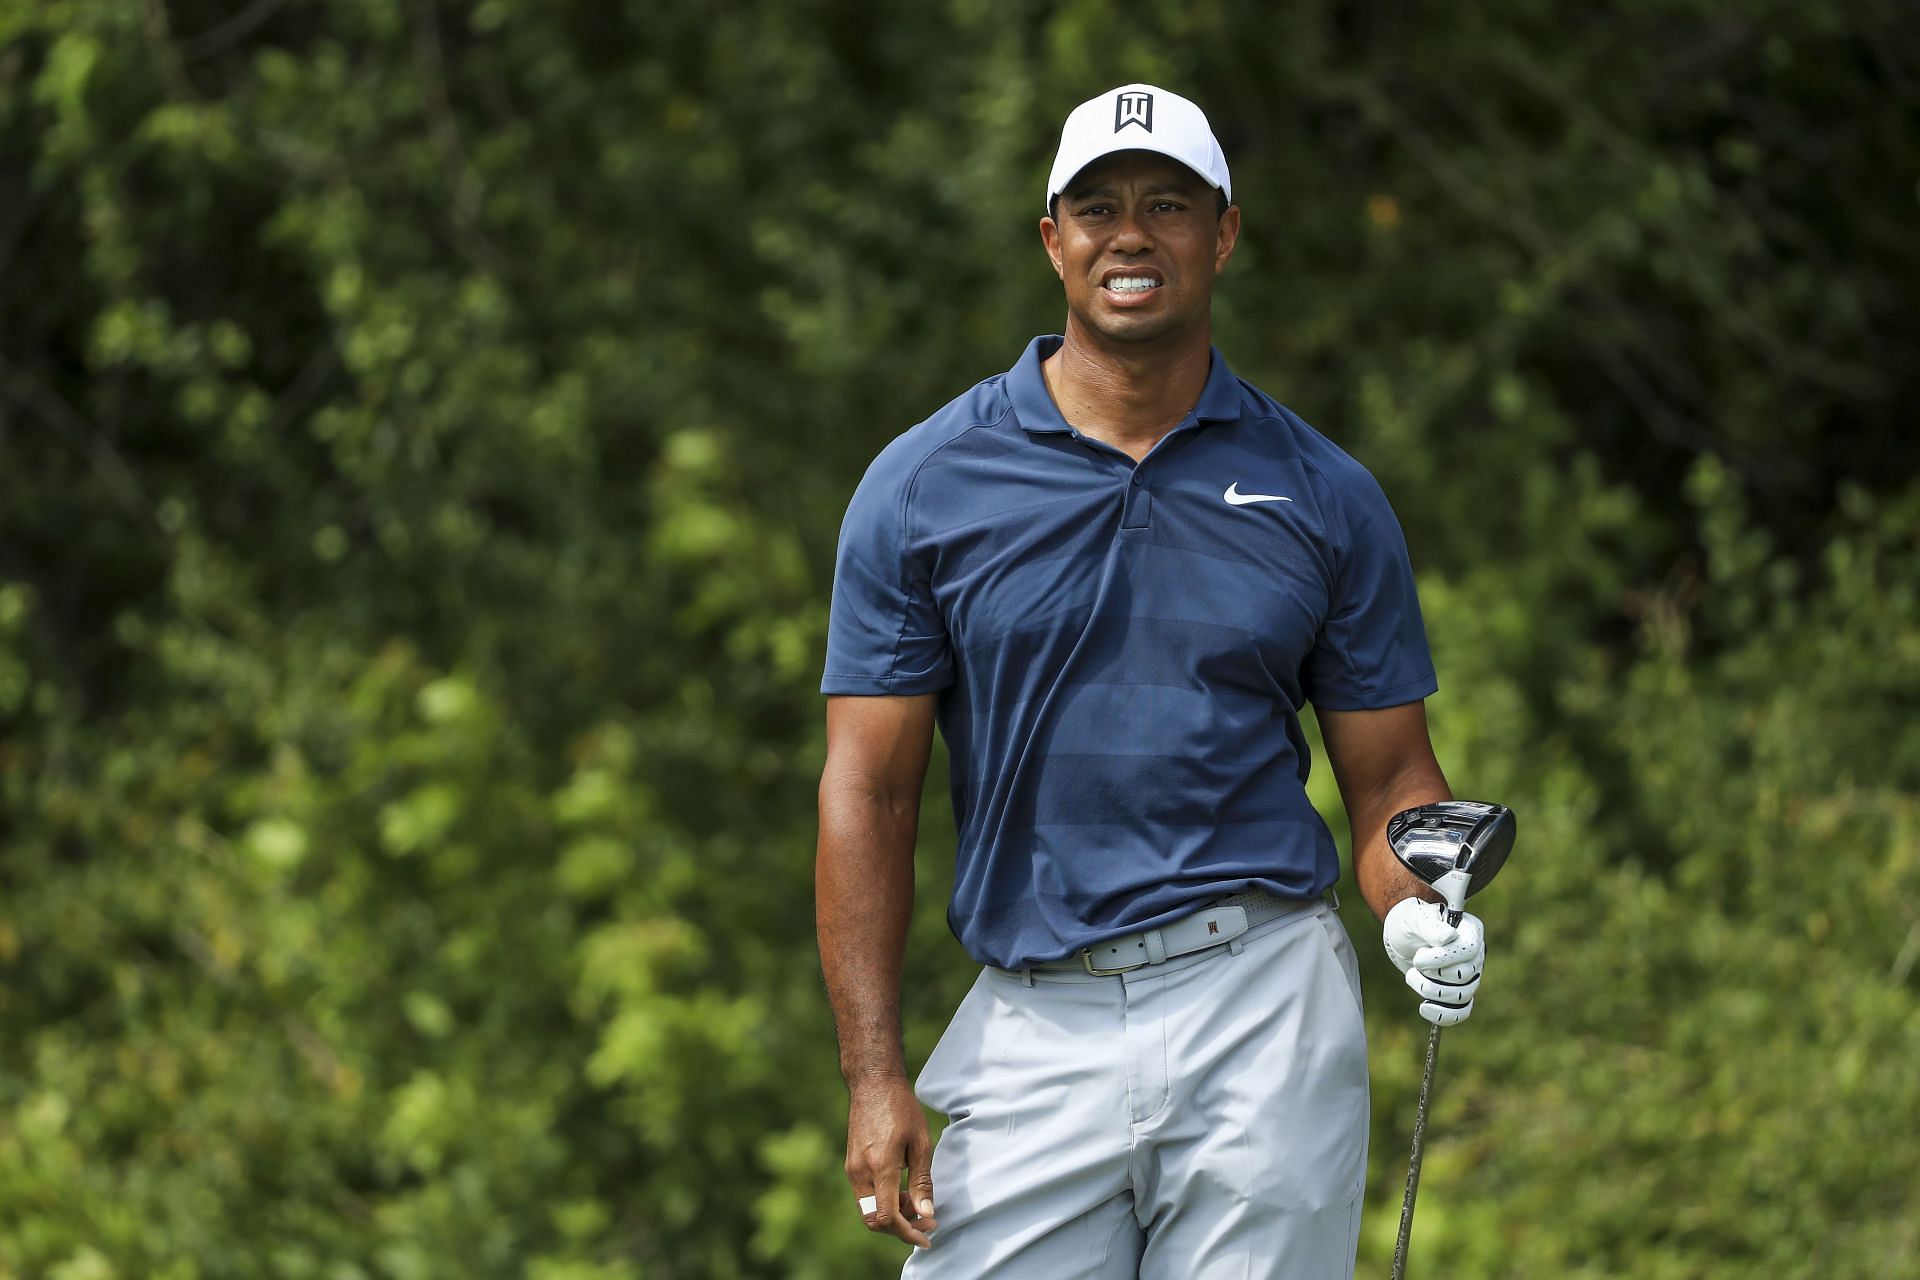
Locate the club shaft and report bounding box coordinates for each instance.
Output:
[1390,1022,1443,1279]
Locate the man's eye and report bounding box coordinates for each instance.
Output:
[1078,205,1112,216]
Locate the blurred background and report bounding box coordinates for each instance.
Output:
[2,1,1917,1276]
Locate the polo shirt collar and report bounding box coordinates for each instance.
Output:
[1007,335,1243,435]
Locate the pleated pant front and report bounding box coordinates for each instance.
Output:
[904,904,1371,1280]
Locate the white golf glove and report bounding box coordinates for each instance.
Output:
[1383,897,1485,1027]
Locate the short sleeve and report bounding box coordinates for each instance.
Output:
[1299,467,1437,710]
[821,447,955,696]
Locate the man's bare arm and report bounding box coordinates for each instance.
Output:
[1318,701,1452,920]
[816,692,940,1247]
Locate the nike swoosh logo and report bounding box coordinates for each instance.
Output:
[1223,482,1293,506]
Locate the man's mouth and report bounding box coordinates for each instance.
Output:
[1103,275,1163,294]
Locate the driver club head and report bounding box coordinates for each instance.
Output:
[1387,800,1516,912]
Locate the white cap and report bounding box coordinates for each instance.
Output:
[1045,83,1231,214]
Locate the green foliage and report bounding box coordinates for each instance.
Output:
[1,0,1915,1275]
[1377,472,1920,1277]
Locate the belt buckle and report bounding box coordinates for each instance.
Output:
[1081,948,1147,976]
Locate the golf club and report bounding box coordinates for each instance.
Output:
[1385,799,1516,1280]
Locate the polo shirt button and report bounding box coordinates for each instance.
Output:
[1131,474,1142,485]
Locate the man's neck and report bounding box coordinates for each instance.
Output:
[1041,323,1213,462]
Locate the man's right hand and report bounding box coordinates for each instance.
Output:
[818,694,940,1247]
[845,1075,939,1249]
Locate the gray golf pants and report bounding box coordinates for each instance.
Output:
[903,904,1369,1279]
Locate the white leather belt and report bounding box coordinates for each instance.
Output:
[1032,889,1322,976]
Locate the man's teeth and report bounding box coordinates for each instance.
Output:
[1106,277,1160,292]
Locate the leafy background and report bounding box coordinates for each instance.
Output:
[1,1,1916,1276]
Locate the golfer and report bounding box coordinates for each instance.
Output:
[817,84,1488,1277]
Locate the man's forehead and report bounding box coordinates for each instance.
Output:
[1062,150,1212,196]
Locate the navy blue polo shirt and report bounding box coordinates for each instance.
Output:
[823,335,1436,969]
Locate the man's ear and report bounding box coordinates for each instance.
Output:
[1213,205,1241,275]
[1039,217,1065,280]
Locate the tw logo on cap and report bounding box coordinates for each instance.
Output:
[1114,90,1153,133]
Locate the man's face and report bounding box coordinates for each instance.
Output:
[1040,150,1240,349]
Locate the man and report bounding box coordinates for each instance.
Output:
[816,84,1487,1278]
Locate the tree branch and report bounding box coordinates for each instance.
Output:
[0,356,157,526]
[175,0,289,63]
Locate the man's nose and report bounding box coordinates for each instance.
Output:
[1111,209,1153,252]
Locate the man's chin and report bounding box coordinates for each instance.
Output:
[1062,284,1214,346]
[1078,311,1185,346]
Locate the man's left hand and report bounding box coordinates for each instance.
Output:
[1383,897,1485,1026]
